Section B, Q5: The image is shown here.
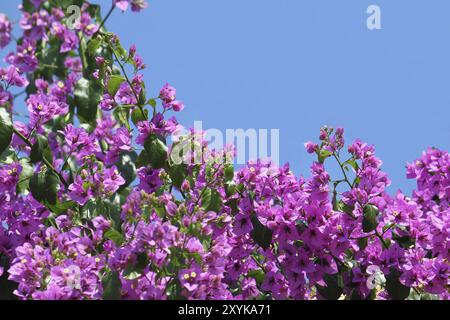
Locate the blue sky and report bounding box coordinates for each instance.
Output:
[1,0,450,194]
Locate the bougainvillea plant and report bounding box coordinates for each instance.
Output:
[0,0,448,300]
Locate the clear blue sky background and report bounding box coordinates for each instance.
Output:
[1,0,450,194]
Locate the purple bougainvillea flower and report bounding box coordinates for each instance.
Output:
[92,216,112,232]
[304,141,318,154]
[77,12,99,37]
[30,0,46,8]
[68,176,93,206]
[102,167,126,194]
[61,124,91,151]
[186,238,205,254]
[179,264,202,292]
[131,0,149,12]
[104,127,132,165]
[60,29,79,53]
[19,10,50,42]
[0,13,12,49]
[137,167,163,194]
[114,0,148,12]
[0,66,29,88]
[159,83,176,103]
[99,93,116,111]
[165,100,185,112]
[133,54,145,70]
[0,162,22,194]
[114,0,130,12]
[115,74,143,105]
[233,213,253,237]
[6,40,39,73]
[50,21,65,38]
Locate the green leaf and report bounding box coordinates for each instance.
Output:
[85,39,112,76]
[86,3,102,24]
[153,205,167,219]
[113,106,131,131]
[203,189,222,213]
[138,84,147,106]
[169,163,187,189]
[37,37,67,80]
[248,269,265,286]
[21,0,35,13]
[392,232,415,249]
[16,158,33,194]
[225,182,236,197]
[87,37,102,56]
[419,293,440,300]
[224,164,234,182]
[123,253,148,280]
[362,204,379,233]
[0,107,13,155]
[344,158,359,172]
[385,268,410,300]
[334,200,355,220]
[116,151,137,190]
[107,75,125,97]
[131,108,148,126]
[357,237,368,250]
[0,265,18,300]
[316,273,344,300]
[44,171,60,205]
[0,148,15,164]
[144,134,168,169]
[135,252,149,269]
[147,98,156,108]
[135,149,150,168]
[102,271,122,300]
[104,229,125,246]
[201,189,211,210]
[318,149,332,164]
[29,171,46,203]
[250,213,273,250]
[225,198,239,215]
[30,135,53,164]
[112,43,128,61]
[102,196,123,231]
[342,203,355,215]
[122,270,141,281]
[333,200,343,212]
[382,222,395,233]
[74,78,102,123]
[29,170,60,205]
[47,201,76,215]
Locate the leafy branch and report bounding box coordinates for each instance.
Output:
[12,127,69,189]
